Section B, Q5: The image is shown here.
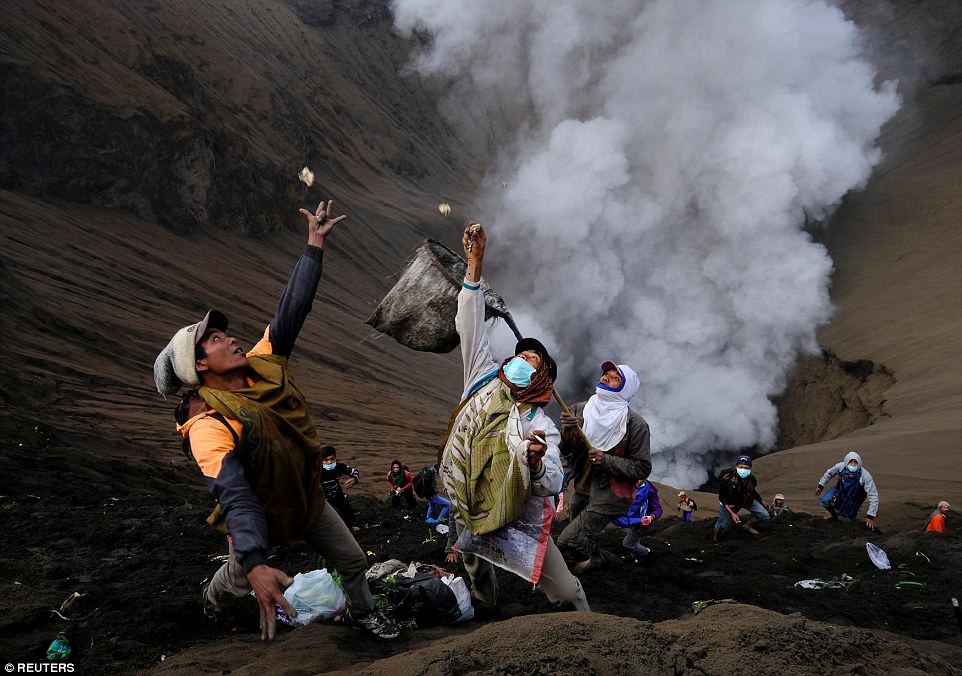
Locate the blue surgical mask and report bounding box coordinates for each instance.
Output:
[736,468,751,479]
[846,463,859,472]
[322,462,336,471]
[503,357,536,387]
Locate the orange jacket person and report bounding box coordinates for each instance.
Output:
[153,201,398,641]
[924,501,950,533]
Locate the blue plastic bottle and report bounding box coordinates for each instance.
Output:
[46,631,71,661]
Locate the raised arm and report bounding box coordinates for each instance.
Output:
[267,201,347,357]
[455,223,499,398]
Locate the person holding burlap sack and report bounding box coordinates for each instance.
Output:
[557,361,652,572]
[438,223,589,611]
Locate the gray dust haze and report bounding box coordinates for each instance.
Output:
[392,0,900,488]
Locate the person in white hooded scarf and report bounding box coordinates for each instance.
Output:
[557,361,652,572]
[815,450,880,529]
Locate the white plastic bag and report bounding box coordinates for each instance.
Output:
[441,574,474,623]
[794,579,849,590]
[866,543,892,570]
[282,569,346,626]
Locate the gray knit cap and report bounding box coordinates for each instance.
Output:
[153,309,228,394]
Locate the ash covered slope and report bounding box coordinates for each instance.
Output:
[758,0,962,527]
[1,0,474,240]
[0,0,477,482]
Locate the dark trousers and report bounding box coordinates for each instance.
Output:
[390,487,417,509]
[558,492,625,558]
[203,502,374,616]
[327,491,357,529]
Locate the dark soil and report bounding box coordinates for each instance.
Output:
[1,434,959,674]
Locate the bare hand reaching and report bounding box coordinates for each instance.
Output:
[300,199,347,248]
[247,564,297,641]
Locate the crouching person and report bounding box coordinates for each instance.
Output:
[153,201,398,641]
[713,455,770,542]
[614,479,662,558]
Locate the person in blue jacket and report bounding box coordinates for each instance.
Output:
[612,480,662,557]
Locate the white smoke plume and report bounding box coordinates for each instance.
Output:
[393,0,900,489]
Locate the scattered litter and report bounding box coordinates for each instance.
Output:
[840,574,854,582]
[915,551,930,564]
[685,557,703,563]
[441,575,474,622]
[691,598,737,614]
[366,559,407,580]
[160,655,166,662]
[298,167,314,187]
[794,579,851,590]
[364,560,474,627]
[46,631,71,661]
[896,581,925,589]
[208,554,230,563]
[59,592,84,614]
[866,543,892,570]
[435,523,449,535]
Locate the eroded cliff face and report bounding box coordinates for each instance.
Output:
[0,0,473,236]
[773,350,896,449]
[772,0,962,452]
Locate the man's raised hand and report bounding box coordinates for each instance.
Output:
[300,199,347,248]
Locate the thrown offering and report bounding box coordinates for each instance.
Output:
[298,166,315,187]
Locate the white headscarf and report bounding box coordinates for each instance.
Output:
[581,364,640,452]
